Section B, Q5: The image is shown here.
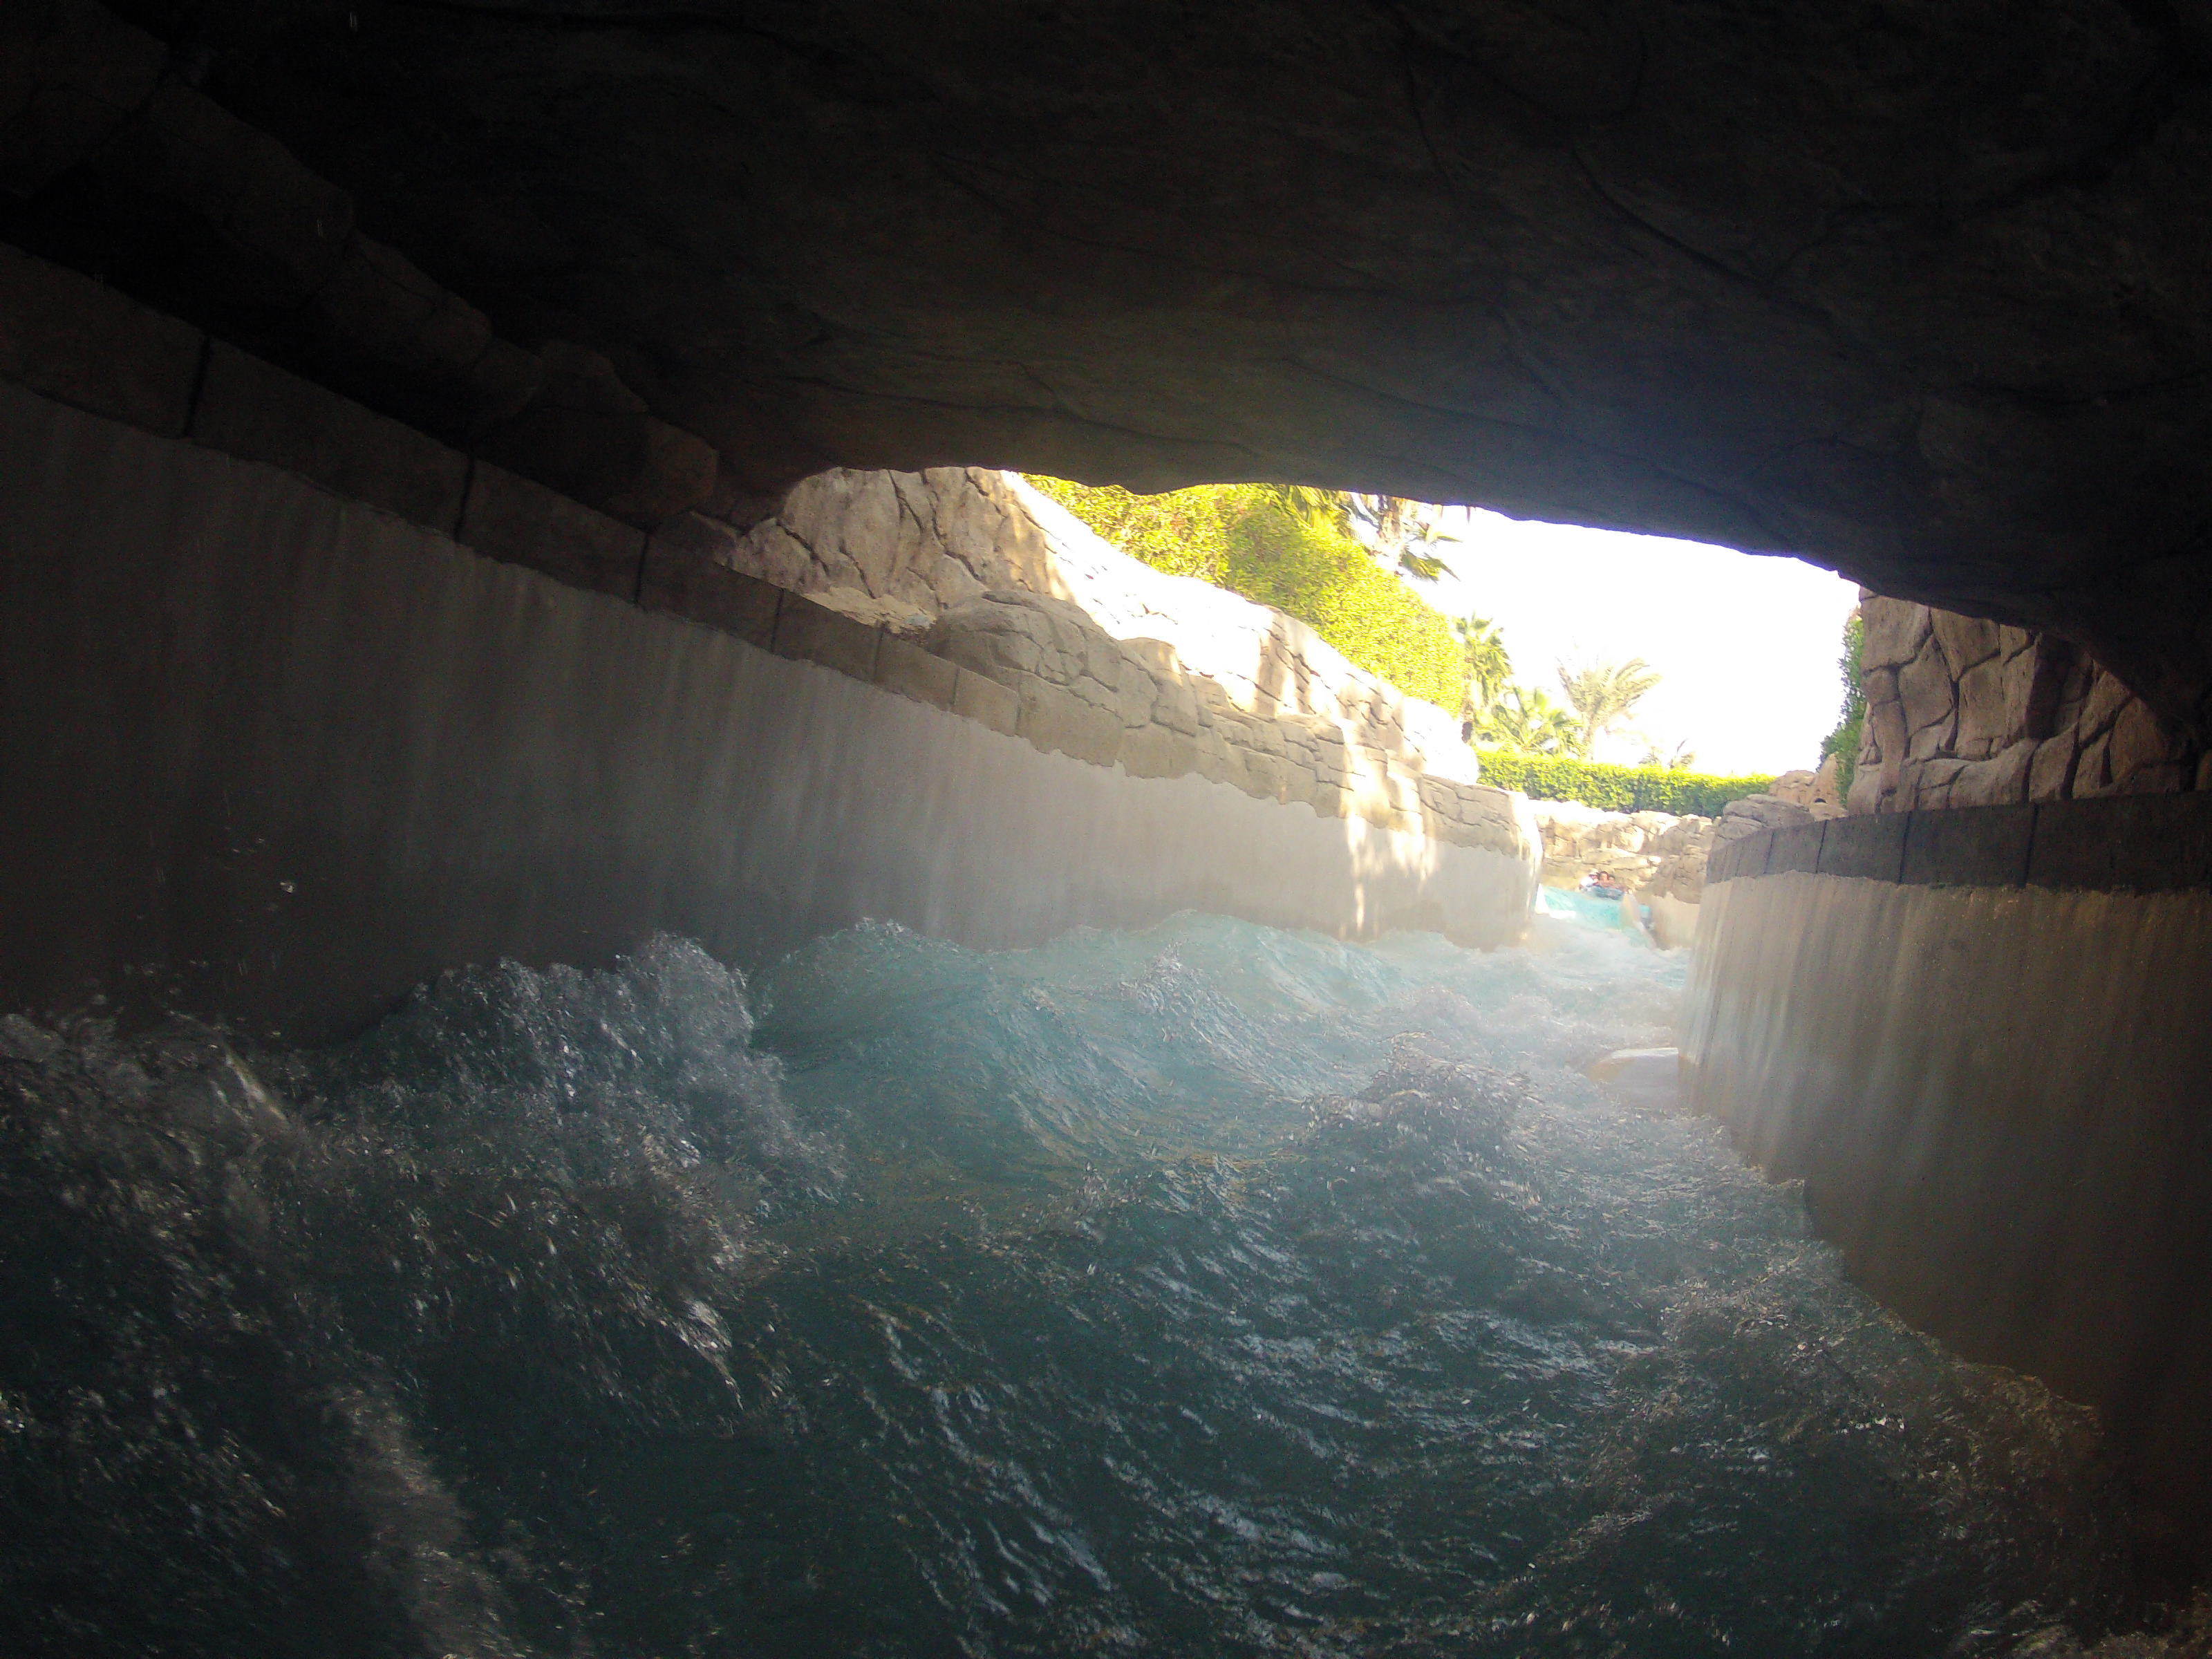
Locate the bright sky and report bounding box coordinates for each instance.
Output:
[1422,509,1862,778]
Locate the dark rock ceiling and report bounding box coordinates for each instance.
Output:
[15,0,2212,735]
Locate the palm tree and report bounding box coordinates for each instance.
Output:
[1557,657,1662,760]
[1393,516,1455,582]
[1348,494,1455,581]
[1638,738,1698,771]
[1474,684,1579,754]
[1259,484,1356,536]
[1347,492,1409,550]
[1453,615,1512,729]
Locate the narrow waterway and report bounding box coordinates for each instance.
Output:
[0,913,2160,1656]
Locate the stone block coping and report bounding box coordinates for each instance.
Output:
[1709,792,2212,893]
[0,235,1535,866]
[191,341,470,532]
[0,240,200,436]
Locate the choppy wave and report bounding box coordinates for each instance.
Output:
[0,916,2171,1656]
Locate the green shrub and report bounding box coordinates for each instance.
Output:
[1026,477,1465,710]
[1024,477,1257,582]
[1217,500,1463,709]
[1820,610,1867,800]
[1474,751,1774,818]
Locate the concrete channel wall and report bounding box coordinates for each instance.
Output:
[1686,798,2212,1561]
[0,247,1541,1042]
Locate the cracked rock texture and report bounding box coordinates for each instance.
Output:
[1849,594,2208,813]
[671,460,1528,847]
[1530,801,1713,901]
[706,467,1059,634]
[1531,768,1840,906]
[15,0,2212,733]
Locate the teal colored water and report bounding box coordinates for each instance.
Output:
[1534,884,1647,934]
[0,915,2150,1656]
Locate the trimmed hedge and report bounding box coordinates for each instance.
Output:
[1024,476,1254,581]
[1476,751,1774,817]
[1218,500,1463,709]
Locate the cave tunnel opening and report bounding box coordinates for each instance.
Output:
[5,2,2212,1654]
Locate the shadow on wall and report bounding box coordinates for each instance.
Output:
[1259,610,1295,718]
[660,463,1525,859]
[1685,845,2212,1570]
[0,254,1546,1040]
[696,465,1452,727]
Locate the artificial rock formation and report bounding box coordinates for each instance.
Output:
[1528,769,1835,906]
[916,588,1525,853]
[0,245,1548,1034]
[1529,802,1709,899]
[9,1,2212,737]
[709,468,1057,632]
[674,460,1511,845]
[1850,595,2209,814]
[0,226,1531,866]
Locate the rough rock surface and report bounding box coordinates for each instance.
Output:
[682,467,1057,635]
[1849,594,2204,813]
[1017,481,1464,760]
[696,470,1461,769]
[672,447,1526,850]
[697,461,1493,800]
[10,1,2212,733]
[1643,820,1721,906]
[1529,801,1716,903]
[1769,765,1846,821]
[1530,779,1837,902]
[1715,794,1815,837]
[916,587,1535,858]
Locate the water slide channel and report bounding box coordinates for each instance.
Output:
[0,907,2164,1656]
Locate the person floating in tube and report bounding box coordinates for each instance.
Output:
[1579,869,1628,901]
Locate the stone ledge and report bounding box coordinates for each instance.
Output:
[1902,803,2034,888]
[2026,793,2212,892]
[1712,792,2212,894]
[639,524,782,648]
[772,594,883,682]
[1705,832,1762,885]
[1813,812,1909,883]
[1016,677,1123,766]
[460,463,646,600]
[1764,821,1827,877]
[874,635,959,710]
[0,240,201,435]
[1121,724,1199,780]
[953,668,1020,735]
[0,235,1533,872]
[191,342,470,532]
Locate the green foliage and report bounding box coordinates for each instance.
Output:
[1820,610,1868,798]
[1027,477,1465,711]
[1220,498,1464,708]
[1556,657,1664,760]
[1349,495,1455,581]
[1474,684,1578,754]
[1023,476,1258,581]
[1454,615,1512,724]
[1475,750,1774,817]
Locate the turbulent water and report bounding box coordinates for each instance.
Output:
[0,912,2179,1656]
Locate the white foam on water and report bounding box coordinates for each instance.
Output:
[0,916,2163,1656]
